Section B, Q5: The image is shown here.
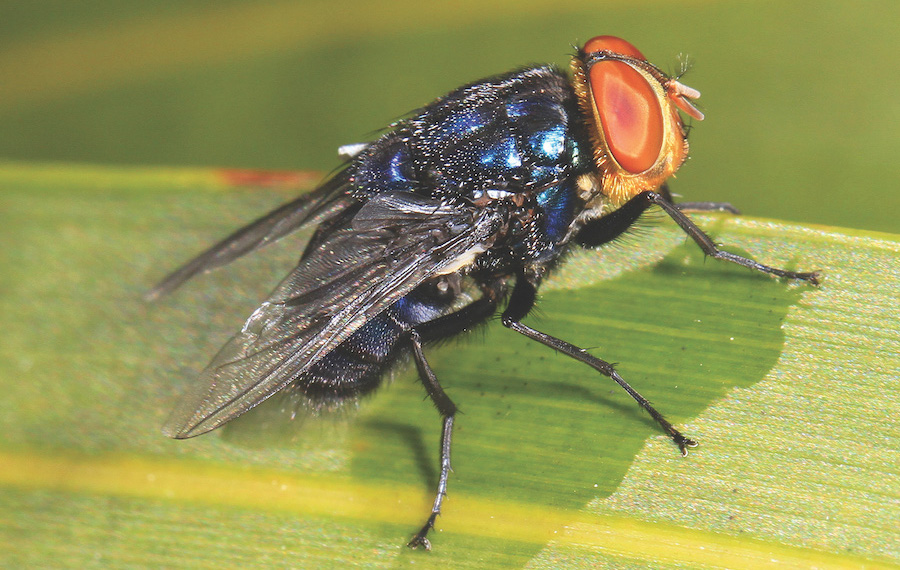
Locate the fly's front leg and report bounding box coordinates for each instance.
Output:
[648,192,820,284]
[577,190,820,285]
[406,329,458,550]
[501,274,697,454]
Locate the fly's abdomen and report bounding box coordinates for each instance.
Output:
[298,284,453,403]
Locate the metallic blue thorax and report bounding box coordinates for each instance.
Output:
[352,66,588,247]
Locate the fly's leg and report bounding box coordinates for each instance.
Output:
[576,190,820,285]
[653,193,820,283]
[505,321,696,453]
[407,329,458,550]
[561,187,818,449]
[405,287,500,549]
[501,275,696,454]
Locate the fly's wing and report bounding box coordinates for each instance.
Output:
[146,171,355,300]
[163,192,505,438]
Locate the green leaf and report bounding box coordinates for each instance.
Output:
[1,163,898,568]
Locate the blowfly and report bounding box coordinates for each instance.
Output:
[150,35,819,549]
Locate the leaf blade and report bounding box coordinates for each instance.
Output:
[0,163,897,568]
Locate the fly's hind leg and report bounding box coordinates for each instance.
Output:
[404,287,500,549]
[406,329,457,551]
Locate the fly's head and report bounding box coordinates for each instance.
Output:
[571,36,704,208]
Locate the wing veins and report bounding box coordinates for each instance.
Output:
[165,195,505,438]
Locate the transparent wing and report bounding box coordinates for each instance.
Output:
[163,192,505,438]
[146,171,354,300]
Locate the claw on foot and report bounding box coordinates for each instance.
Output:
[407,534,432,551]
[407,514,438,550]
[804,271,822,286]
[675,435,698,457]
[784,269,821,286]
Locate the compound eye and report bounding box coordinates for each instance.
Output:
[583,35,646,60]
[589,59,664,174]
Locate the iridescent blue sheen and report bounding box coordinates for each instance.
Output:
[354,138,415,195]
[393,293,447,324]
[529,125,567,161]
[537,182,575,243]
[479,136,522,169]
[444,108,490,140]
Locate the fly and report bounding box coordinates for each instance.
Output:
[150,35,820,549]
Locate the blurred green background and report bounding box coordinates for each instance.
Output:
[1,0,897,233]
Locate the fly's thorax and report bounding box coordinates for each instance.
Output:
[570,36,703,207]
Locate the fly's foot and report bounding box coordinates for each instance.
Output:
[799,270,822,286]
[407,534,431,551]
[776,268,821,286]
[674,434,698,457]
[407,514,438,550]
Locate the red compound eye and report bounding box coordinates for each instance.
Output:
[583,35,646,60]
[589,59,664,174]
